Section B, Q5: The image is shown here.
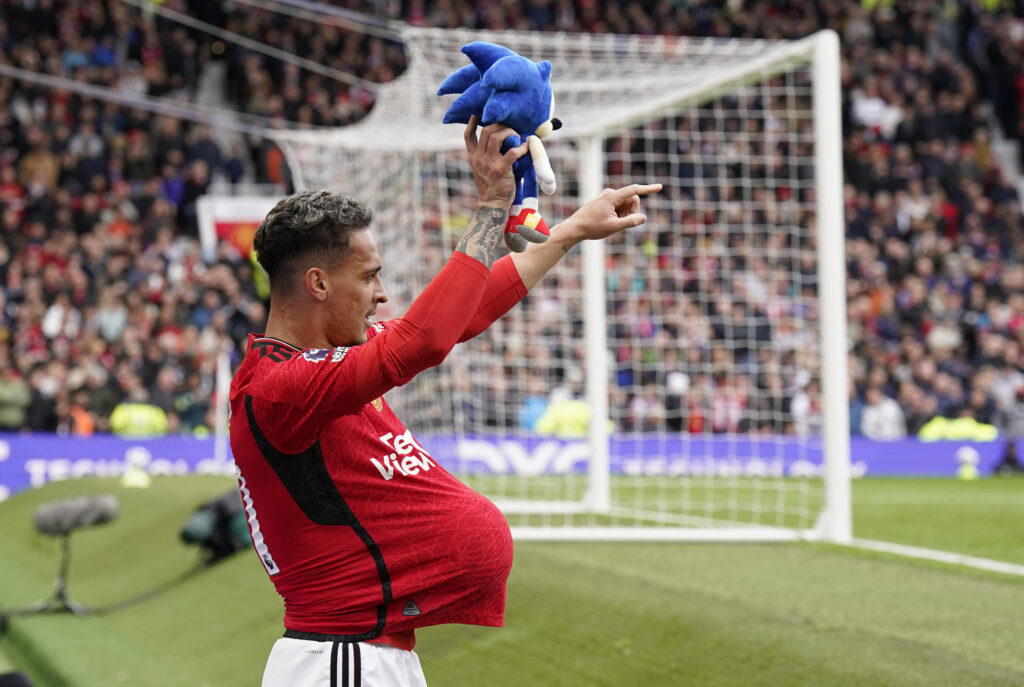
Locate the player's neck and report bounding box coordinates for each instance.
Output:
[264,304,329,351]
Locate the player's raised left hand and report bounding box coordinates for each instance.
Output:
[560,183,662,242]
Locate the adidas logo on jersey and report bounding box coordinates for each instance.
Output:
[370,429,437,481]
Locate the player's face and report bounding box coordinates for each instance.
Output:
[327,228,388,346]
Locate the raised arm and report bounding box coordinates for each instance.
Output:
[457,183,662,342]
[512,183,662,291]
[355,118,529,386]
[455,116,529,268]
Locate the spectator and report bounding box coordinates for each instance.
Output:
[64,389,96,437]
[860,385,907,440]
[996,384,1024,438]
[518,372,549,432]
[0,362,31,432]
[24,364,60,432]
[993,441,1024,475]
[918,406,1000,442]
[536,387,590,439]
[627,383,667,432]
[848,382,865,438]
[0,0,1021,440]
[791,378,822,439]
[109,388,169,438]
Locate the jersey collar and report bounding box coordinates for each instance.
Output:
[251,335,301,351]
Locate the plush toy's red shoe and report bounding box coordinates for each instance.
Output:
[504,207,550,252]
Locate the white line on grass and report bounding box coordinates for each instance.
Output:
[853,493,1024,505]
[849,538,1024,577]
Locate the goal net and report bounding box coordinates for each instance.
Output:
[270,27,849,541]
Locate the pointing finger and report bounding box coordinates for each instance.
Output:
[613,183,662,200]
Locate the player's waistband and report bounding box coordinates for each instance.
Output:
[283,629,416,651]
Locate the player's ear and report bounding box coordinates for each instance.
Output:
[304,266,329,301]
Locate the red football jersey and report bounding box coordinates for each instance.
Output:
[229,253,525,640]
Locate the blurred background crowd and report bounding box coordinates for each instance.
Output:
[0,0,1022,441]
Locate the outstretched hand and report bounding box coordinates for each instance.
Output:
[563,184,663,242]
[506,183,663,291]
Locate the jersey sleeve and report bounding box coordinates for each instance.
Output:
[245,251,491,450]
[458,254,528,342]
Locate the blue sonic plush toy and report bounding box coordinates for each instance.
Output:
[438,41,561,252]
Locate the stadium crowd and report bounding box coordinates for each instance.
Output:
[0,0,1023,441]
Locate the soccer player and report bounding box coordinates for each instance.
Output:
[230,117,660,687]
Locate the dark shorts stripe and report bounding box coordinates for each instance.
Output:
[330,641,340,687]
[341,642,350,687]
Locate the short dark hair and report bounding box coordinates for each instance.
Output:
[253,190,373,291]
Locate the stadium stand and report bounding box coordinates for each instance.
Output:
[0,0,1022,439]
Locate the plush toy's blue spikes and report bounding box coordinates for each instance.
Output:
[437,63,481,97]
[437,42,520,124]
[479,57,552,134]
[481,57,551,92]
[437,43,553,135]
[439,80,488,124]
[461,41,517,75]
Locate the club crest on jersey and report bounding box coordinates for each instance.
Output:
[371,397,383,411]
[302,348,331,363]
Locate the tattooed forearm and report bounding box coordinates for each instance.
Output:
[454,206,507,268]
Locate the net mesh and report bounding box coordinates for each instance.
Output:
[271,28,828,536]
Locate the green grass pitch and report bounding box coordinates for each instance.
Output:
[0,475,1022,686]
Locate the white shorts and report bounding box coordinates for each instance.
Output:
[262,637,428,687]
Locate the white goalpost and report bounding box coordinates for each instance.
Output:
[270,27,849,542]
